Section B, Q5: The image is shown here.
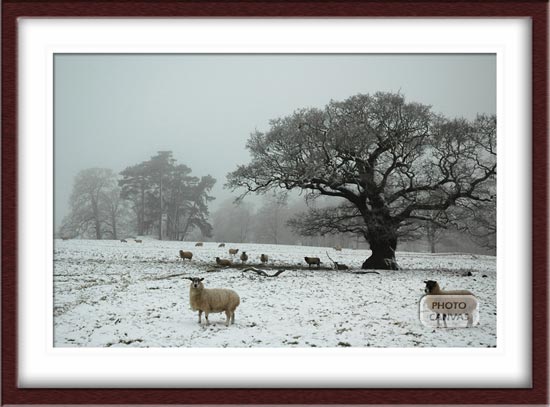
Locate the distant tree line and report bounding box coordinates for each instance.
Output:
[210,195,495,255]
[58,151,215,241]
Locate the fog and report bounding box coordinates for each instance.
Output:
[54,53,496,229]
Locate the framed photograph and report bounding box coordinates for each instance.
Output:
[2,0,547,405]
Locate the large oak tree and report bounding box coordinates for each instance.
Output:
[226,92,496,269]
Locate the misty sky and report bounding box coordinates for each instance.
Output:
[54,54,496,229]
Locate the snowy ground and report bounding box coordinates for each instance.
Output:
[53,239,496,348]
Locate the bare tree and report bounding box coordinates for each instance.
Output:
[59,168,118,239]
[227,92,496,269]
[255,194,289,244]
[101,185,130,240]
[212,199,255,243]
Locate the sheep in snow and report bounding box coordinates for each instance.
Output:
[424,280,474,296]
[423,280,477,327]
[216,257,232,267]
[218,243,226,248]
[260,254,269,264]
[240,251,248,264]
[186,277,240,326]
[179,250,193,261]
[135,239,142,243]
[228,248,239,256]
[195,242,204,247]
[120,239,127,243]
[304,256,321,268]
[325,251,348,270]
[334,245,342,251]
[334,262,349,270]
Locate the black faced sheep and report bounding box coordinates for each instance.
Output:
[424,280,474,296]
[304,256,321,268]
[260,254,269,264]
[423,280,477,327]
[240,251,248,263]
[179,250,193,261]
[187,277,240,326]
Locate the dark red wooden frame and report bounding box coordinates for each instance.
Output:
[2,1,547,405]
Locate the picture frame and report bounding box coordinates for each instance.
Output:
[2,0,547,405]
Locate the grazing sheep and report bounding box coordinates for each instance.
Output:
[325,251,347,270]
[423,280,476,327]
[424,280,474,296]
[240,251,248,263]
[186,277,240,327]
[195,242,204,247]
[334,245,342,251]
[135,239,142,243]
[216,257,232,267]
[120,239,127,243]
[334,262,349,270]
[61,237,69,241]
[179,250,193,261]
[228,248,239,256]
[304,256,321,269]
[260,254,269,264]
[218,243,226,248]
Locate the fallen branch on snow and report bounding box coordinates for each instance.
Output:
[241,267,288,277]
[152,272,188,280]
[349,270,381,275]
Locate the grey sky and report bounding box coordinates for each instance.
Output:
[54,54,496,228]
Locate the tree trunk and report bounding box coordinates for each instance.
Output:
[362,234,399,270]
[426,223,437,253]
[111,212,117,240]
[158,176,163,241]
[91,196,102,240]
[94,219,102,240]
[138,187,145,236]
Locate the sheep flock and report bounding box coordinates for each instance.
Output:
[53,238,496,345]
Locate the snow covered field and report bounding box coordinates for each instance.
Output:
[54,239,496,348]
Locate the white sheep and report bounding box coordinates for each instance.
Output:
[260,254,269,264]
[186,277,240,326]
[423,280,477,327]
